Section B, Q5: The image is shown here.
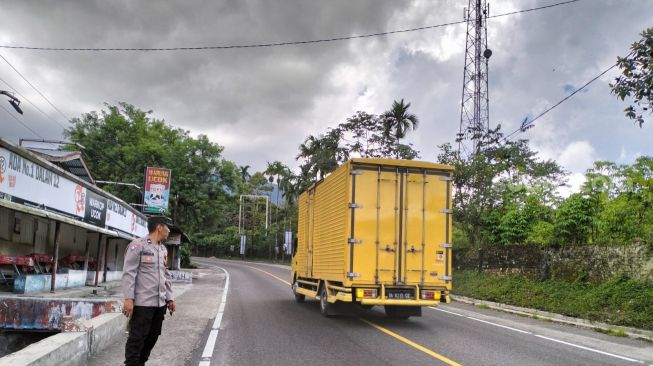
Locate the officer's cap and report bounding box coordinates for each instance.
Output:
[148,215,173,228]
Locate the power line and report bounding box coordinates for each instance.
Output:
[0,75,68,131]
[0,0,581,52]
[0,103,43,138]
[0,53,71,122]
[503,60,621,142]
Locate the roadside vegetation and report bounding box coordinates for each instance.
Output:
[445,28,653,331]
[453,271,653,331]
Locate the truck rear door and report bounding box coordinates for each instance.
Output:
[402,169,451,285]
[349,165,452,287]
[349,166,400,284]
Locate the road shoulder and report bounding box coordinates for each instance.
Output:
[87,266,226,366]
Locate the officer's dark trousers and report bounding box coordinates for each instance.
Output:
[125,305,166,366]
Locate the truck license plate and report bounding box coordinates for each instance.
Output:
[386,289,414,299]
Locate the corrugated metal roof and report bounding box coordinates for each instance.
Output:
[26,148,95,184]
[26,147,83,159]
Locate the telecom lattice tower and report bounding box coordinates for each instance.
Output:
[457,0,492,156]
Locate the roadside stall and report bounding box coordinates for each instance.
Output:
[0,138,148,294]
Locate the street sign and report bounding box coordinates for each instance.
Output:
[239,235,246,255]
[285,231,292,255]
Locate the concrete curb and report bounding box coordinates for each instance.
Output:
[451,295,653,341]
[0,313,127,366]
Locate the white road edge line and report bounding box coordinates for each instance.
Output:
[199,266,230,364]
[432,307,531,334]
[534,335,645,364]
[430,307,646,364]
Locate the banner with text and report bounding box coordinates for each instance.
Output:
[0,146,147,237]
[144,167,172,214]
[106,199,148,237]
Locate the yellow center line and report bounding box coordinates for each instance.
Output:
[360,319,463,366]
[248,265,463,366]
[246,265,291,286]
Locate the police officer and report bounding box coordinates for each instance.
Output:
[122,215,176,366]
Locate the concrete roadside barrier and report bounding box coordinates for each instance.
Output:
[0,312,127,366]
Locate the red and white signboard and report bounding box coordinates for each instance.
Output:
[144,167,172,214]
[0,146,84,217]
[106,199,148,237]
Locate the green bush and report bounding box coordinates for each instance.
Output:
[179,245,194,268]
[453,271,653,330]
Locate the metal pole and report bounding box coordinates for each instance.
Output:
[83,235,90,272]
[50,221,61,293]
[103,238,109,283]
[265,197,269,230]
[94,234,103,286]
[238,195,243,235]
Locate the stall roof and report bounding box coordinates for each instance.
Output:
[169,226,192,244]
[0,199,135,240]
[26,148,95,184]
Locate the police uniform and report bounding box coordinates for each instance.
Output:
[122,222,174,366]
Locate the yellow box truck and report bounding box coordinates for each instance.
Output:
[291,158,454,318]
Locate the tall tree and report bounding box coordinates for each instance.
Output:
[610,27,653,127]
[296,128,348,180]
[239,165,251,183]
[65,102,237,235]
[437,125,565,248]
[265,161,290,183]
[553,193,593,245]
[382,99,419,158]
[339,110,420,159]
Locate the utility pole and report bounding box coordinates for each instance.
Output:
[238,195,269,259]
[457,0,492,157]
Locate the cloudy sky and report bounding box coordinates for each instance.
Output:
[0,0,650,194]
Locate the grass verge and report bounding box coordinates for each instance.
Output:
[452,271,653,331]
[594,328,628,337]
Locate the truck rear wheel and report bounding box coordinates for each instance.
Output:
[292,282,305,303]
[319,287,333,317]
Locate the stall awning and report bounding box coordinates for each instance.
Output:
[0,199,138,241]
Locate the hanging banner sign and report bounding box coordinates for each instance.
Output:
[106,199,148,237]
[84,189,107,226]
[240,235,246,255]
[285,231,293,255]
[144,167,172,214]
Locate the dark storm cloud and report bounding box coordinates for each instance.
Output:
[0,0,651,184]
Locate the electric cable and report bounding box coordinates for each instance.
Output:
[0,103,43,138]
[0,54,70,122]
[0,75,68,131]
[0,1,581,52]
[503,56,624,142]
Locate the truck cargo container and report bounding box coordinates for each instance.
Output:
[291,158,454,318]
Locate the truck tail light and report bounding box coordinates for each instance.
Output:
[421,290,436,300]
[356,289,378,298]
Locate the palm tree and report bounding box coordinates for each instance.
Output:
[265,161,291,206]
[382,99,419,158]
[265,161,289,182]
[239,165,251,183]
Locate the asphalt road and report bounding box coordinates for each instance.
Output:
[191,257,653,366]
